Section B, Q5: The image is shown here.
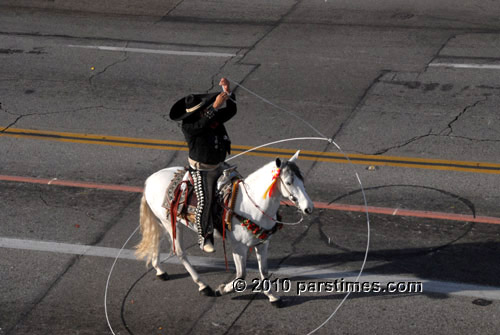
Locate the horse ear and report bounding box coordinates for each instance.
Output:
[290,150,300,163]
[275,158,282,168]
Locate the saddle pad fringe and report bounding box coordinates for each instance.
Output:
[163,168,189,209]
[223,180,242,231]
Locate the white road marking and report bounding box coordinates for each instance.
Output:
[2,236,499,300]
[67,45,238,58]
[429,62,500,70]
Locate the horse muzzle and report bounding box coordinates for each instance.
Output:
[296,197,313,215]
[304,206,313,215]
[287,191,313,215]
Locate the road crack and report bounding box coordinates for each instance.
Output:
[1,106,106,133]
[1,104,37,133]
[157,0,185,23]
[88,42,130,87]
[372,95,490,155]
[0,115,24,133]
[373,129,434,155]
[440,96,488,136]
[332,71,389,141]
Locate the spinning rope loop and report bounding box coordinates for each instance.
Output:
[105,78,371,335]
[226,78,371,335]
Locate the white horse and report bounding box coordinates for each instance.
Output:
[135,151,313,306]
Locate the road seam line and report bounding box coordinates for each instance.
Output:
[1,237,499,300]
[429,62,500,70]
[67,44,239,57]
[2,174,499,224]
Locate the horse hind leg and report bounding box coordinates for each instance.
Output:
[170,222,216,297]
[151,246,170,281]
[150,226,171,281]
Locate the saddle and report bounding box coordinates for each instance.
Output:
[163,165,241,233]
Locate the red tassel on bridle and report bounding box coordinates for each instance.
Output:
[262,167,281,199]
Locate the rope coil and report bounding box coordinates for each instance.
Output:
[226,78,371,335]
[105,78,371,335]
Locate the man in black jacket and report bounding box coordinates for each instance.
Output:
[170,78,236,252]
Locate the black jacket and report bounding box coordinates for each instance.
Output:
[182,94,237,165]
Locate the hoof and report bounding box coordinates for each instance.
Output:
[199,286,216,297]
[271,299,284,308]
[215,283,227,296]
[156,273,170,281]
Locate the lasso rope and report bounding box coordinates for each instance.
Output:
[226,78,371,335]
[104,224,140,335]
[105,78,371,335]
[226,77,329,139]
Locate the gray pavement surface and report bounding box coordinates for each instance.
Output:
[1,1,500,334]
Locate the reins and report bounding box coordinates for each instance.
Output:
[240,177,304,226]
[225,78,371,335]
[105,78,371,335]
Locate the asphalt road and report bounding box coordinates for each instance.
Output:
[1,1,500,334]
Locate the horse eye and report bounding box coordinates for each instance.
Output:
[286,181,292,186]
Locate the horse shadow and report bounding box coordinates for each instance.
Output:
[275,240,500,284]
[121,238,499,317]
[230,290,426,308]
[223,240,499,309]
[243,240,500,308]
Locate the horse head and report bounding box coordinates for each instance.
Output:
[275,150,314,215]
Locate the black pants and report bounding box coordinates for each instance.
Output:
[191,167,220,246]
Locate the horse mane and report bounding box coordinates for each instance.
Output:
[245,159,304,184]
[282,161,304,181]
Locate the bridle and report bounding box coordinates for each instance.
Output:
[240,165,305,226]
[278,172,301,207]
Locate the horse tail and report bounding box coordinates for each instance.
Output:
[135,194,161,266]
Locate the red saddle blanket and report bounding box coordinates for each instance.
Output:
[162,168,239,232]
[163,168,197,217]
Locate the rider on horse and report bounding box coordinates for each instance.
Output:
[169,78,236,253]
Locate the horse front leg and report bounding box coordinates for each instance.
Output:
[216,242,248,296]
[255,242,282,307]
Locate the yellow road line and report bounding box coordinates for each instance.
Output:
[2,127,500,174]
